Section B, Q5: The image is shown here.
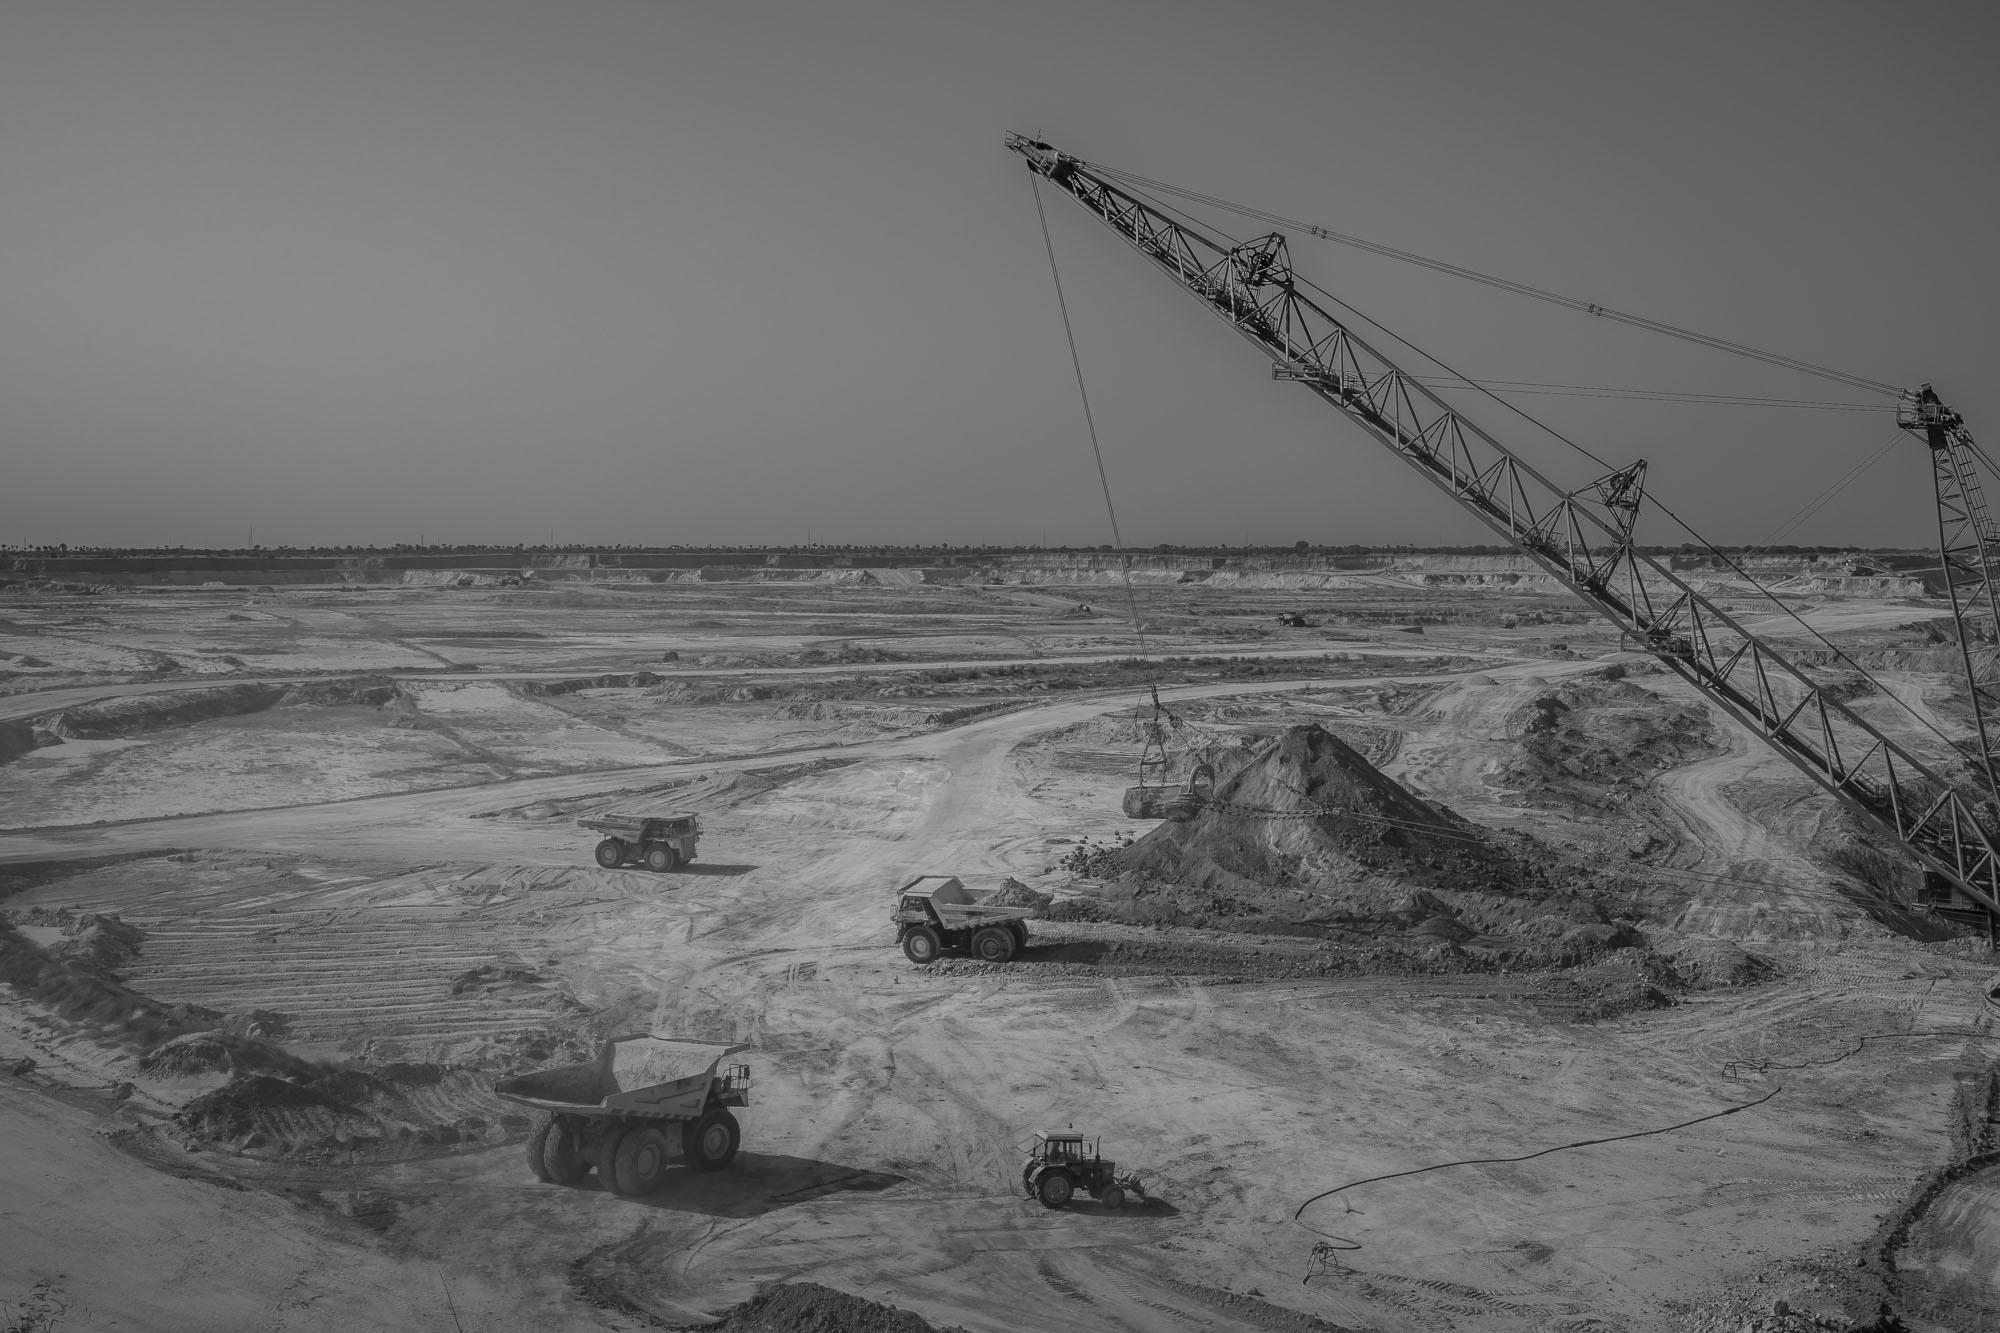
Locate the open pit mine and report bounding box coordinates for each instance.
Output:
[2,542,1996,1332]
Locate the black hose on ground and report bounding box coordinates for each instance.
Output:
[1293,1086,1784,1274]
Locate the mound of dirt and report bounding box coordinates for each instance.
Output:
[450,960,547,996]
[1666,938,1773,989]
[1117,724,1502,895]
[173,1072,381,1147]
[46,912,144,979]
[696,1282,963,1333]
[140,1030,318,1078]
[43,683,287,738]
[279,676,398,707]
[1502,675,1717,808]
[0,918,207,1046]
[980,878,1052,913]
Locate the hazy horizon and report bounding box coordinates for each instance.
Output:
[5,2,1995,551]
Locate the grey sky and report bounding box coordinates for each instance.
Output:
[3,1,1994,549]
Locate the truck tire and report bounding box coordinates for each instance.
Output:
[1007,919,1029,951]
[901,927,942,965]
[644,843,677,873]
[594,839,624,869]
[606,1123,672,1196]
[683,1108,740,1172]
[526,1112,559,1181]
[543,1115,591,1185]
[1036,1169,1074,1209]
[972,926,1016,963]
[1100,1184,1125,1210]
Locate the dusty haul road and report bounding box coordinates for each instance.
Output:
[3,582,1997,1332]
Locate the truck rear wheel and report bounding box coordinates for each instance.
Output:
[972,926,1016,963]
[543,1114,591,1185]
[607,1124,672,1196]
[644,843,678,873]
[594,839,625,869]
[526,1112,559,1181]
[1036,1169,1074,1209]
[901,927,942,965]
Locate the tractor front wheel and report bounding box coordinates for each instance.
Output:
[594,839,624,868]
[1037,1169,1074,1209]
[901,927,942,965]
[644,843,678,873]
[1100,1184,1126,1210]
[971,926,1016,963]
[684,1108,741,1171]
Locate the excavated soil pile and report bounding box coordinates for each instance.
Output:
[688,1282,964,1333]
[980,877,1051,913]
[44,683,288,738]
[278,676,399,707]
[1117,723,1505,897]
[1502,673,1717,810]
[0,916,210,1045]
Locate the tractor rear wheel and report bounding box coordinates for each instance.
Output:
[971,926,1016,963]
[901,927,942,965]
[644,843,677,873]
[1100,1184,1126,1210]
[594,839,624,868]
[683,1108,740,1171]
[608,1123,673,1196]
[1036,1169,1074,1209]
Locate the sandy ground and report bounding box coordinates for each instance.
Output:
[2,577,1996,1332]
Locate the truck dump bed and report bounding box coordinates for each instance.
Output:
[493,1036,748,1120]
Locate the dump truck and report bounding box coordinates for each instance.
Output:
[1020,1129,1146,1210]
[891,875,1033,964]
[579,812,700,872]
[494,1035,749,1196]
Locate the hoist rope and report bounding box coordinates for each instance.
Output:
[1082,158,1903,398]
[1746,430,1905,557]
[1030,173,1145,644]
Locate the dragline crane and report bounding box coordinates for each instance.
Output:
[1007,134,2000,939]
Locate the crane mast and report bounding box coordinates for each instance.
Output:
[1008,134,2000,928]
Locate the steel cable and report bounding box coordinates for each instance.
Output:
[1030,173,1145,645]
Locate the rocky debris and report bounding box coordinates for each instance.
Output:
[689,1281,964,1333]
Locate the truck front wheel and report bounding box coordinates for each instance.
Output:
[901,927,942,964]
[684,1108,740,1171]
[644,843,678,873]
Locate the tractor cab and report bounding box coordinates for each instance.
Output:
[1029,1130,1092,1164]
